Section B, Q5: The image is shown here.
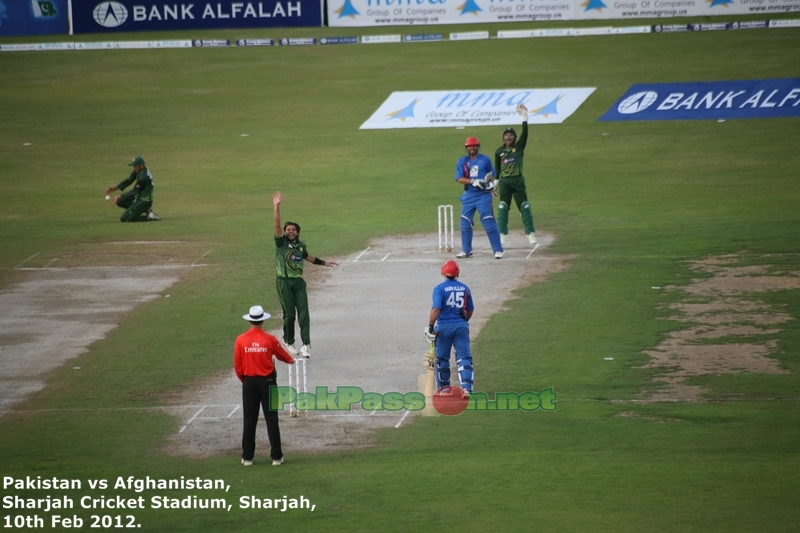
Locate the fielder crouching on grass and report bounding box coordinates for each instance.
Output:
[104,156,161,222]
[234,305,295,467]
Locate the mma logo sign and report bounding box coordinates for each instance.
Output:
[361,88,596,130]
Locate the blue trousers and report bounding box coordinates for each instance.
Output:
[459,192,503,254]
[435,322,474,392]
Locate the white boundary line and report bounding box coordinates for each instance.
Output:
[352,246,371,262]
[78,241,188,245]
[353,255,537,264]
[315,412,408,418]
[8,264,194,271]
[394,410,411,428]
[170,402,413,432]
[179,405,207,433]
[14,252,40,269]
[352,258,441,264]
[192,249,213,266]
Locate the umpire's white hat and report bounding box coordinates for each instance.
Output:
[243,305,271,322]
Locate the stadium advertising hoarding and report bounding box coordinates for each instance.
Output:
[72,0,321,33]
[360,88,596,129]
[329,0,574,27]
[575,0,800,20]
[599,78,800,121]
[0,0,69,36]
[328,0,799,26]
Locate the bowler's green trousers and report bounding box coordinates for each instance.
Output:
[276,277,310,346]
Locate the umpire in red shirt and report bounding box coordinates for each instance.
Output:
[234,305,295,466]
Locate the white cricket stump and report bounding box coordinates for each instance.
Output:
[287,358,308,418]
[438,204,454,252]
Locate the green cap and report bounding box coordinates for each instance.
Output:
[128,156,145,166]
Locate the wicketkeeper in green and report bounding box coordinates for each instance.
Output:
[494,104,537,245]
[104,156,161,222]
[272,191,338,359]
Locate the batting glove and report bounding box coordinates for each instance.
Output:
[423,326,436,343]
[516,103,529,121]
[471,179,485,190]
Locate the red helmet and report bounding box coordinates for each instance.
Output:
[441,260,460,279]
[464,137,480,147]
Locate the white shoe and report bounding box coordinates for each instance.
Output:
[494,251,504,259]
[147,209,161,221]
[500,233,507,246]
[526,233,537,244]
[241,459,253,466]
[272,457,284,466]
[300,345,311,358]
[284,343,299,357]
[455,251,472,258]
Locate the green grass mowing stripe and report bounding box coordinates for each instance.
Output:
[3,403,799,531]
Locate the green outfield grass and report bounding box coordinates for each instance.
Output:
[1,18,799,532]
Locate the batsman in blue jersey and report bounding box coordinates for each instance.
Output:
[454,136,505,259]
[424,260,474,396]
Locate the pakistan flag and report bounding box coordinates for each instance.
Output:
[31,0,57,17]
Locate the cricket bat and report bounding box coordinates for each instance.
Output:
[418,340,438,416]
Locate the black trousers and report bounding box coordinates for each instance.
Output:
[242,373,282,462]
